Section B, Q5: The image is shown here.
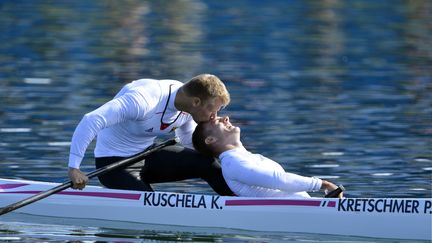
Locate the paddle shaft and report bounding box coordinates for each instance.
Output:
[0,138,178,216]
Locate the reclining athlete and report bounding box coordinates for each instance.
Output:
[192,116,343,198]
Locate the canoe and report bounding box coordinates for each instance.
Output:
[0,178,430,240]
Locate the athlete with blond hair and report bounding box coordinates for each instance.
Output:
[68,74,234,196]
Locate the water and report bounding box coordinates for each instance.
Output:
[0,0,431,242]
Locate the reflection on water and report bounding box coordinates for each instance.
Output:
[0,0,431,242]
[0,214,395,243]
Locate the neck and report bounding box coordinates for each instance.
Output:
[215,141,242,157]
[174,87,189,112]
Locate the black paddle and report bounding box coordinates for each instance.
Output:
[0,138,178,216]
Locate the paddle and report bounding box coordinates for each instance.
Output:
[0,138,178,216]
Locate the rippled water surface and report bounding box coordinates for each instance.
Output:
[1,0,431,242]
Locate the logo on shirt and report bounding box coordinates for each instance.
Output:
[160,123,170,130]
[145,128,154,132]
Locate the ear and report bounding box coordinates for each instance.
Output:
[192,97,201,107]
[204,136,217,145]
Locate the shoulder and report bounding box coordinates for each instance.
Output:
[118,78,184,106]
[158,79,184,93]
[127,78,161,93]
[124,79,171,101]
[220,148,250,167]
[159,79,183,86]
[132,79,182,93]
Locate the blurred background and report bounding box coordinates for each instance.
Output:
[0,0,431,241]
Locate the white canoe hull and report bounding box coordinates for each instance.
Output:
[0,178,431,240]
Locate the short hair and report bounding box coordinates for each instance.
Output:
[183,74,230,106]
[192,122,216,157]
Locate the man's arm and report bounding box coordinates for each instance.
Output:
[68,91,150,188]
[225,156,322,193]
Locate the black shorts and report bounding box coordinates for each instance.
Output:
[95,144,234,196]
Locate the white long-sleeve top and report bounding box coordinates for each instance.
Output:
[68,79,196,169]
[219,146,322,198]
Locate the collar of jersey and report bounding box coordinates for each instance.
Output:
[166,85,180,112]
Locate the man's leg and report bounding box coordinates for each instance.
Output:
[141,145,234,196]
[95,156,154,191]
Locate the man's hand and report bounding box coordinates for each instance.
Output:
[322,180,344,198]
[68,167,89,190]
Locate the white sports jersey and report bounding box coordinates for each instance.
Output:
[219,146,322,198]
[68,79,196,169]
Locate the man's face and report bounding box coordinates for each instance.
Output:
[204,116,240,143]
[190,97,226,123]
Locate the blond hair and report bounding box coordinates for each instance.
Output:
[183,74,230,105]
